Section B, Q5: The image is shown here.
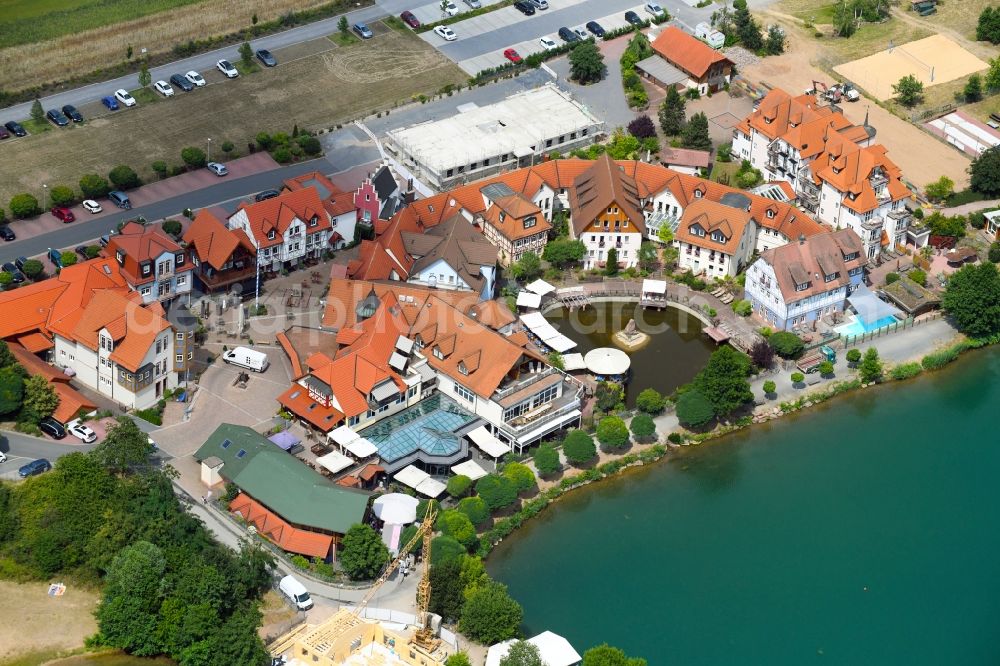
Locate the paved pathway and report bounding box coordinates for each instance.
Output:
[940,199,1000,217]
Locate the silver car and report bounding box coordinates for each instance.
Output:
[207,162,228,176]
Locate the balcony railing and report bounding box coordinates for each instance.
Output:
[495,394,582,441]
[493,367,556,400]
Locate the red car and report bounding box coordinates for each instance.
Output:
[400,11,420,28]
[504,48,523,64]
[51,206,75,223]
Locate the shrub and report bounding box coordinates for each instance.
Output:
[9,193,40,219]
[446,475,472,498]
[272,147,293,163]
[635,388,666,414]
[298,135,322,155]
[60,251,77,267]
[108,165,140,190]
[676,389,714,428]
[457,496,490,527]
[255,132,274,150]
[562,429,596,465]
[431,535,466,567]
[502,462,535,493]
[768,331,805,358]
[221,140,235,155]
[161,220,182,238]
[890,362,922,380]
[21,259,43,279]
[629,414,656,443]
[762,380,776,395]
[596,416,630,450]
[533,443,560,477]
[667,432,683,444]
[80,173,111,199]
[151,161,168,178]
[49,185,75,207]
[180,147,207,168]
[790,372,805,384]
[908,268,927,286]
[885,272,900,284]
[436,510,477,549]
[990,242,1000,263]
[475,474,518,511]
[846,349,862,364]
[732,299,752,316]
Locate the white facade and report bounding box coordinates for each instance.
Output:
[744,260,849,330]
[330,210,357,250]
[675,219,757,278]
[228,208,330,270]
[407,258,496,300]
[580,230,643,270]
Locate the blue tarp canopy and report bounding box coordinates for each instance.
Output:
[847,283,903,324]
[268,430,301,451]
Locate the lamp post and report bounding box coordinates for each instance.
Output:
[207,138,212,163]
[42,183,47,209]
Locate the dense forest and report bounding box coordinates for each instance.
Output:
[0,417,275,666]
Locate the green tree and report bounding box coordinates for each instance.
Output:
[431,535,466,567]
[582,644,648,666]
[20,374,58,424]
[21,259,43,279]
[138,61,151,88]
[989,242,1000,263]
[430,559,466,621]
[595,381,624,411]
[338,15,349,35]
[658,86,686,135]
[0,366,24,415]
[762,379,776,396]
[790,371,805,385]
[908,268,927,286]
[49,185,75,207]
[569,41,606,84]
[833,0,857,37]
[475,474,518,511]
[502,462,536,493]
[605,247,619,276]
[892,75,924,107]
[80,173,111,198]
[986,56,1000,92]
[181,147,208,169]
[675,388,714,428]
[339,524,389,580]
[500,640,544,666]
[511,252,543,282]
[658,223,674,245]
[200,602,269,666]
[635,388,666,414]
[970,146,1000,195]
[533,443,560,477]
[92,416,154,475]
[162,219,183,237]
[764,24,785,54]
[637,241,658,272]
[542,239,586,267]
[447,474,472,498]
[221,140,235,156]
[563,429,596,465]
[596,416,630,449]
[978,6,1000,43]
[437,510,477,549]
[768,331,804,358]
[30,98,44,123]
[9,193,40,219]
[925,212,966,238]
[95,541,167,655]
[682,112,712,150]
[547,352,565,370]
[456,496,490,526]
[941,262,1000,337]
[818,360,834,376]
[604,129,643,160]
[629,413,657,443]
[458,554,489,598]
[693,346,753,417]
[734,0,763,50]
[0,340,16,368]
[965,73,983,103]
[447,654,473,666]
[239,41,254,68]
[858,347,883,383]
[924,176,954,202]
[60,251,77,267]
[108,165,141,190]
[459,581,523,644]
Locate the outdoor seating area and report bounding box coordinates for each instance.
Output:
[640,279,668,308]
[520,311,577,353]
[711,287,735,304]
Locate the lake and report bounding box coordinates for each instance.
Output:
[489,347,1000,664]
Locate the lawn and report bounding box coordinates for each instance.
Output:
[0,579,99,663]
[904,0,994,40]
[329,31,360,46]
[710,160,740,184]
[0,23,466,210]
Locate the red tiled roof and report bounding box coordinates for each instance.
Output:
[230,493,333,558]
[17,332,54,353]
[106,222,191,286]
[51,382,97,424]
[277,383,344,432]
[276,331,303,379]
[8,343,69,383]
[651,26,733,79]
[232,187,330,248]
[184,210,248,271]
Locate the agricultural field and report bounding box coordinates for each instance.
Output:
[0,23,465,208]
[0,0,337,92]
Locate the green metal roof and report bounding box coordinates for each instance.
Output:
[195,424,370,534]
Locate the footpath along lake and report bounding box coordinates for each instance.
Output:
[489,347,1000,664]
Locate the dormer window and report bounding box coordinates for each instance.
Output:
[309,216,318,227]
[694,189,703,198]
[711,231,726,243]
[499,211,506,222]
[824,272,838,283]
[766,209,776,219]
[458,361,468,375]
[795,282,809,292]
[690,225,705,237]
[175,253,184,265]
[267,230,276,240]
[115,250,124,265]
[433,346,444,360]
[523,216,536,229]
[844,251,858,261]
[141,263,151,276]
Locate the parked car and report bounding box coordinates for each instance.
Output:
[68,422,98,443]
[4,120,26,137]
[170,73,194,91]
[18,458,52,477]
[625,10,644,26]
[464,0,482,7]
[255,49,277,67]
[645,2,665,16]
[0,125,8,139]
[529,0,548,8]
[400,11,420,28]
[185,71,206,87]
[47,248,63,267]
[14,256,27,270]
[586,20,606,37]
[434,25,457,41]
[82,199,102,214]
[46,109,70,126]
[558,27,580,43]
[99,235,110,248]
[513,1,535,14]
[442,1,458,15]
[353,22,374,39]
[101,96,119,110]
[51,206,75,223]
[255,189,281,202]
[108,190,131,209]
[503,48,522,63]
[61,104,83,122]
[40,417,66,440]
[154,80,174,96]
[2,262,25,283]
[75,244,89,257]
[114,89,136,107]
[0,450,5,464]
[0,226,14,241]
[207,162,228,176]
[539,36,557,50]
[217,59,239,78]
[573,26,589,39]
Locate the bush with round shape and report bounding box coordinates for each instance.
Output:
[436,510,477,549]
[21,259,43,279]
[273,146,293,163]
[161,219,182,238]
[0,272,11,288]
[532,443,560,477]
[475,474,518,511]
[431,535,465,567]
[457,496,490,527]
[60,251,77,267]
[49,185,75,207]
[629,414,656,443]
[9,193,40,219]
[907,268,926,286]
[459,581,523,645]
[181,147,207,168]
[676,389,714,428]
[85,245,101,259]
[447,474,472,498]
[151,161,168,178]
[108,165,141,190]
[762,380,776,396]
[596,416,629,450]
[298,135,322,155]
[502,461,535,493]
[635,388,665,414]
[846,349,861,364]
[562,429,596,465]
[790,371,805,385]
[768,331,805,359]
[817,360,834,376]
[80,173,111,199]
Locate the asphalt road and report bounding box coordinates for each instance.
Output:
[0,431,95,479]
[0,157,334,264]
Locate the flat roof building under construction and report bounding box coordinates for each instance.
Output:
[385,83,604,190]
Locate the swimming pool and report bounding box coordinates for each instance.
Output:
[836,314,899,337]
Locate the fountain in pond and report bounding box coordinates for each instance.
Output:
[612,318,650,351]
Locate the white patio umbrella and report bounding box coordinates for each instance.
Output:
[372,493,420,525]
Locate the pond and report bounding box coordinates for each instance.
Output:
[545,300,714,404]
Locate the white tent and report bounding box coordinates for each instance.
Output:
[345,437,378,458]
[520,312,548,329]
[516,291,542,309]
[328,425,359,446]
[394,465,429,490]
[415,477,447,498]
[486,631,582,666]
[562,352,587,371]
[467,425,511,458]
[316,450,354,474]
[546,334,577,353]
[526,279,556,296]
[373,493,420,525]
[451,459,488,481]
[584,347,631,375]
[642,278,667,295]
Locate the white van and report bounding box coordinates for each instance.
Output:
[278,575,313,610]
[695,22,725,49]
[222,346,269,373]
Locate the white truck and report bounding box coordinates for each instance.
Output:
[278,575,314,610]
[222,346,269,373]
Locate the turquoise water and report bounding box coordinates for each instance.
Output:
[489,347,1000,665]
[836,314,899,337]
